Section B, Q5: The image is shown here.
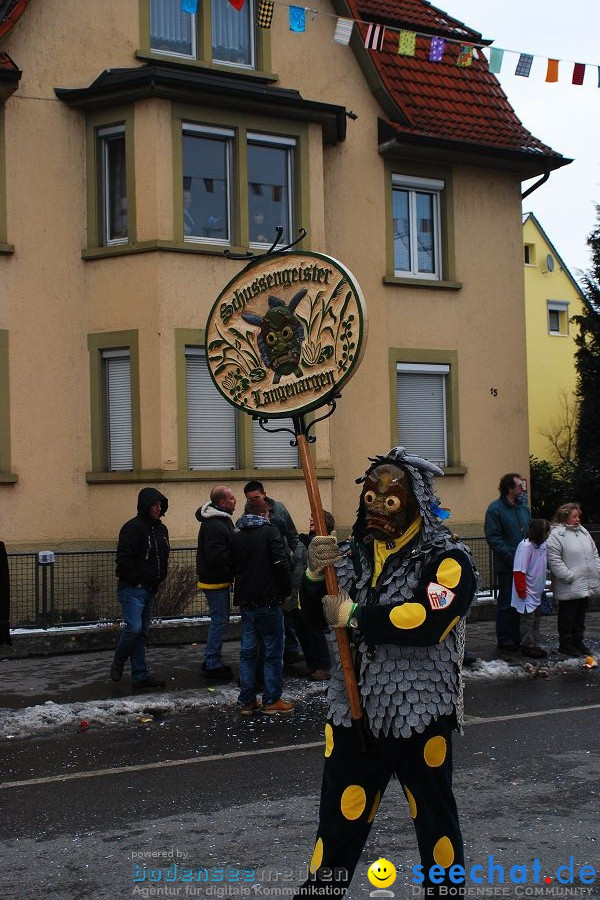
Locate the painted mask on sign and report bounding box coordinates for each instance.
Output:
[241,290,306,384]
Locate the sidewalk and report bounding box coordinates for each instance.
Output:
[1,610,598,716]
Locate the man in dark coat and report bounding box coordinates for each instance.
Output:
[196,485,236,680]
[111,487,170,690]
[230,497,294,715]
[484,472,532,650]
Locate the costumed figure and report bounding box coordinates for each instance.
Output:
[296,446,477,897]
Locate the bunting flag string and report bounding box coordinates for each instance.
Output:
[179,0,599,87]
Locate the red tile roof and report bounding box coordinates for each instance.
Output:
[345,0,566,170]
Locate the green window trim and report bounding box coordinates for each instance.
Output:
[87,330,142,474]
[85,106,136,250]
[85,467,334,484]
[384,162,455,285]
[389,347,464,474]
[0,330,16,481]
[138,0,272,77]
[172,106,310,250]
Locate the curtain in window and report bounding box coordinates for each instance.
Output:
[104,351,133,471]
[212,0,253,66]
[150,0,194,55]
[252,418,299,468]
[103,133,127,243]
[392,189,410,272]
[186,349,238,469]
[397,370,447,466]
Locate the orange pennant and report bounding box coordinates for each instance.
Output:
[545,59,559,82]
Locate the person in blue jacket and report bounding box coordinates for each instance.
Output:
[484,473,532,651]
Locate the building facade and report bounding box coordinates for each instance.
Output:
[0,0,567,548]
[523,212,585,463]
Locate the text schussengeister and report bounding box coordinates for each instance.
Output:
[219,264,335,325]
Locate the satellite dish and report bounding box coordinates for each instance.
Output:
[546,254,555,272]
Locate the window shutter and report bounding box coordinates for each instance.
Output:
[103,350,133,471]
[186,349,237,469]
[396,365,448,466]
[252,418,299,468]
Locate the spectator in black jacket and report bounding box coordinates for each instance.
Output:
[231,497,294,715]
[111,487,170,690]
[196,485,236,680]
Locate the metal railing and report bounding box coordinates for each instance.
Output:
[7,538,496,628]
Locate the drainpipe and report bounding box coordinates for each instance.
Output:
[521,171,550,200]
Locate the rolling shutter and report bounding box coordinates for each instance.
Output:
[396,363,448,467]
[103,349,133,471]
[186,348,237,469]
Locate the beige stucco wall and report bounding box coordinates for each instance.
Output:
[0,0,532,547]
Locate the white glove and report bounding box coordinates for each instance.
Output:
[322,589,357,629]
[307,535,345,579]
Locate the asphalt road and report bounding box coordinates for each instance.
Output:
[1,624,599,900]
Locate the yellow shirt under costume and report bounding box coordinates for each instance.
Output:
[371,515,422,585]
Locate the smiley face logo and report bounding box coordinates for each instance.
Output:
[367,858,397,889]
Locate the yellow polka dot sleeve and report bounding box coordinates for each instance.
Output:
[355,549,476,647]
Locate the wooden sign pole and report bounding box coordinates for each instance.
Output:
[296,430,366,748]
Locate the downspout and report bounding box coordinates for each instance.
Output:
[521,171,550,200]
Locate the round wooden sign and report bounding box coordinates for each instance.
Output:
[205,250,368,418]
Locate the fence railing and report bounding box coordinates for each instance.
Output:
[7,537,496,628]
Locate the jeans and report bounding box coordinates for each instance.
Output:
[238,605,284,706]
[114,585,154,684]
[204,588,231,670]
[496,571,521,647]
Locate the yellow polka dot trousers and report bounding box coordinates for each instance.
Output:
[300,715,463,897]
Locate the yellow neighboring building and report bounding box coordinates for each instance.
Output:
[523,213,585,462]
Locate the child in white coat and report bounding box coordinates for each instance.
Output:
[511,519,550,659]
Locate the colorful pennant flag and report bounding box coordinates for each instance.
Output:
[364,23,385,51]
[515,53,534,77]
[456,45,474,68]
[488,47,504,74]
[256,0,274,29]
[429,37,445,62]
[572,63,585,85]
[545,59,559,82]
[181,0,198,12]
[228,0,246,10]
[289,6,305,32]
[397,30,416,57]
[333,17,353,45]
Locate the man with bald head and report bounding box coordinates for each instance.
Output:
[196,485,237,680]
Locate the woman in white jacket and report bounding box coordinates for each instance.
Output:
[546,503,600,656]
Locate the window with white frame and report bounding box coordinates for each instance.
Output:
[252,418,299,469]
[547,301,569,336]
[182,125,233,244]
[248,134,294,248]
[102,349,133,471]
[392,175,443,279]
[97,125,128,246]
[182,125,296,247]
[149,0,255,68]
[396,362,449,467]
[185,347,238,469]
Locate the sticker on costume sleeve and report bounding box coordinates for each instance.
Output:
[427,582,455,610]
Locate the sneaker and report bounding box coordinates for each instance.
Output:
[261,698,295,715]
[522,645,547,659]
[110,659,124,682]
[132,676,166,691]
[558,643,580,657]
[240,699,261,715]
[309,669,331,681]
[202,664,233,681]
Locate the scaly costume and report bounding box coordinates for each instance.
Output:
[297,446,477,897]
